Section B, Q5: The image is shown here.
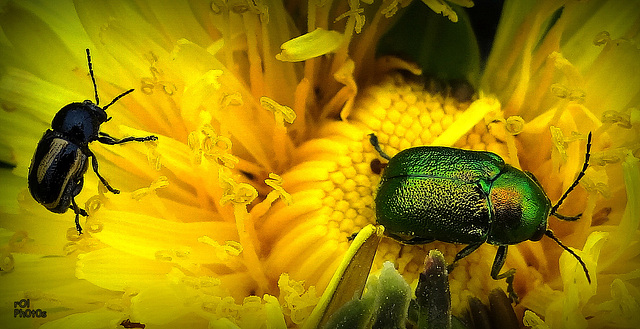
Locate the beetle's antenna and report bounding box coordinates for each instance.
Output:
[369,133,392,160]
[550,132,592,217]
[545,229,591,283]
[86,49,100,105]
[103,89,135,110]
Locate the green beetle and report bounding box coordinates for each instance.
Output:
[369,132,592,301]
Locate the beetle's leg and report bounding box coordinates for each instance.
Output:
[88,152,120,194]
[491,245,518,303]
[71,197,87,234]
[347,232,358,241]
[368,133,392,160]
[394,235,435,245]
[404,237,436,245]
[446,242,483,273]
[552,212,581,221]
[98,132,157,145]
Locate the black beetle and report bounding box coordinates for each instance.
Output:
[28,49,157,234]
[370,132,592,302]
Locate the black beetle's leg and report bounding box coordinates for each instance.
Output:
[368,133,392,160]
[88,152,120,194]
[447,242,483,273]
[491,245,518,303]
[98,132,157,145]
[71,197,87,234]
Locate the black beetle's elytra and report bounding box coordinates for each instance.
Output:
[28,49,158,234]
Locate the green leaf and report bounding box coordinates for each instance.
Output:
[377,1,481,84]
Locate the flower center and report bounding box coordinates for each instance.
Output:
[270,72,519,314]
[350,73,517,313]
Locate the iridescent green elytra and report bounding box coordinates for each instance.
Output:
[370,133,592,302]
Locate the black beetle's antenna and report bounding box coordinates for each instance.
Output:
[369,133,392,160]
[550,132,592,218]
[103,89,135,110]
[545,229,591,283]
[86,48,135,111]
[86,49,100,106]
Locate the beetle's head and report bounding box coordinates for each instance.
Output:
[529,216,549,241]
[83,100,109,123]
[524,171,551,242]
[487,166,551,245]
[50,101,106,143]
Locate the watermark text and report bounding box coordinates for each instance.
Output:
[13,299,47,318]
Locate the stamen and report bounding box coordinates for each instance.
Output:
[602,110,632,128]
[219,168,258,206]
[198,236,243,260]
[505,116,525,135]
[261,96,296,124]
[265,173,293,206]
[0,249,14,272]
[197,125,239,168]
[550,126,569,162]
[278,273,320,325]
[334,7,365,33]
[131,176,169,201]
[261,97,296,168]
[593,31,611,46]
[218,167,268,291]
[422,0,460,22]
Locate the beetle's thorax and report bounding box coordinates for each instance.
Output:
[51,100,107,145]
[487,165,551,245]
